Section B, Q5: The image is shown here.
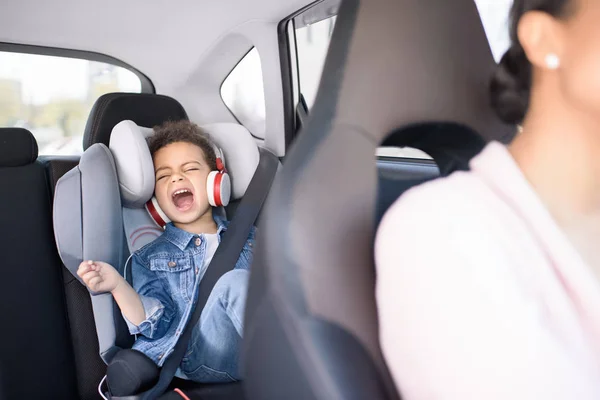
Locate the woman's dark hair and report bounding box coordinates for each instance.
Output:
[490,0,573,124]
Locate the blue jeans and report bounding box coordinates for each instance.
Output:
[178,269,249,383]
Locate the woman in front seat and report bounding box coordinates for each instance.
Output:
[376,0,600,398]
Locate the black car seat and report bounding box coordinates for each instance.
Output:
[242,0,514,399]
[0,128,79,399]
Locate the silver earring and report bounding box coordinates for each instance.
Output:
[545,53,560,69]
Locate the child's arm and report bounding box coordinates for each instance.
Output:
[77,260,145,325]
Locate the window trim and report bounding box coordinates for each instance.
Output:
[0,41,155,93]
[278,0,340,149]
[278,18,298,149]
[278,1,322,149]
[377,156,437,164]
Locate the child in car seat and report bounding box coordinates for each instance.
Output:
[77,120,253,383]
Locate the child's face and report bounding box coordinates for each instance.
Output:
[153,141,213,224]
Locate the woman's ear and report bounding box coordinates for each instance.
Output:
[518,10,567,70]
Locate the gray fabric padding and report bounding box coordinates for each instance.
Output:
[90,293,121,363]
[245,0,513,398]
[79,144,125,270]
[203,123,261,200]
[53,167,84,278]
[291,0,513,360]
[123,207,163,253]
[54,143,126,364]
[110,120,155,208]
[293,128,379,358]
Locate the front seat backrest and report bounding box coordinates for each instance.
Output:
[242,0,513,399]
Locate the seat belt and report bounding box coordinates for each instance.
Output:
[139,148,279,400]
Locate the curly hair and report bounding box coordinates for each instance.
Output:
[148,120,217,170]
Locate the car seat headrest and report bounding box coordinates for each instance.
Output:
[109,121,155,208]
[109,120,260,208]
[83,92,188,151]
[0,128,38,167]
[202,123,261,200]
[382,122,488,176]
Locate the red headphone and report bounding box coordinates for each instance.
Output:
[145,144,231,229]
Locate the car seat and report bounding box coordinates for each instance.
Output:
[242,0,514,399]
[53,98,272,398]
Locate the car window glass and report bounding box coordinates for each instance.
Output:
[0,51,142,155]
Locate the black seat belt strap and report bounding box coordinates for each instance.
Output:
[140,148,279,399]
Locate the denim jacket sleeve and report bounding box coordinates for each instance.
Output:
[122,253,175,339]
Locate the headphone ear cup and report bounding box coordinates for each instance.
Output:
[207,171,218,207]
[145,197,171,228]
[206,171,231,207]
[219,172,231,207]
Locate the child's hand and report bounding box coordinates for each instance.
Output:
[77,260,123,293]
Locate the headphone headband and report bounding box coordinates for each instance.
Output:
[211,143,226,172]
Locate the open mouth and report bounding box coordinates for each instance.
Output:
[172,188,194,211]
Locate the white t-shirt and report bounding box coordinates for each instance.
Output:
[203,233,219,270]
[375,142,600,400]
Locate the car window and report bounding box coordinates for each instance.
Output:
[0,51,143,155]
[475,0,513,62]
[295,16,337,109]
[290,0,514,160]
[220,48,266,139]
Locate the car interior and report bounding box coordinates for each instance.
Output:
[0,0,515,399]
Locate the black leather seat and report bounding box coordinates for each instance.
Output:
[0,128,79,399]
[242,0,513,399]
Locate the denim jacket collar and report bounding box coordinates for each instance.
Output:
[163,214,228,251]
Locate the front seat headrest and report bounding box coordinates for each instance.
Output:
[0,128,38,167]
[109,120,260,208]
[83,93,188,150]
[382,122,488,176]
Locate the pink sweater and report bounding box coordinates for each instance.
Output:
[375,142,600,399]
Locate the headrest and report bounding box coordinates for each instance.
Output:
[0,128,38,167]
[109,120,260,208]
[83,93,188,150]
[382,122,488,176]
[203,123,260,199]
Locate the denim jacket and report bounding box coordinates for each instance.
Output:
[125,215,255,366]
